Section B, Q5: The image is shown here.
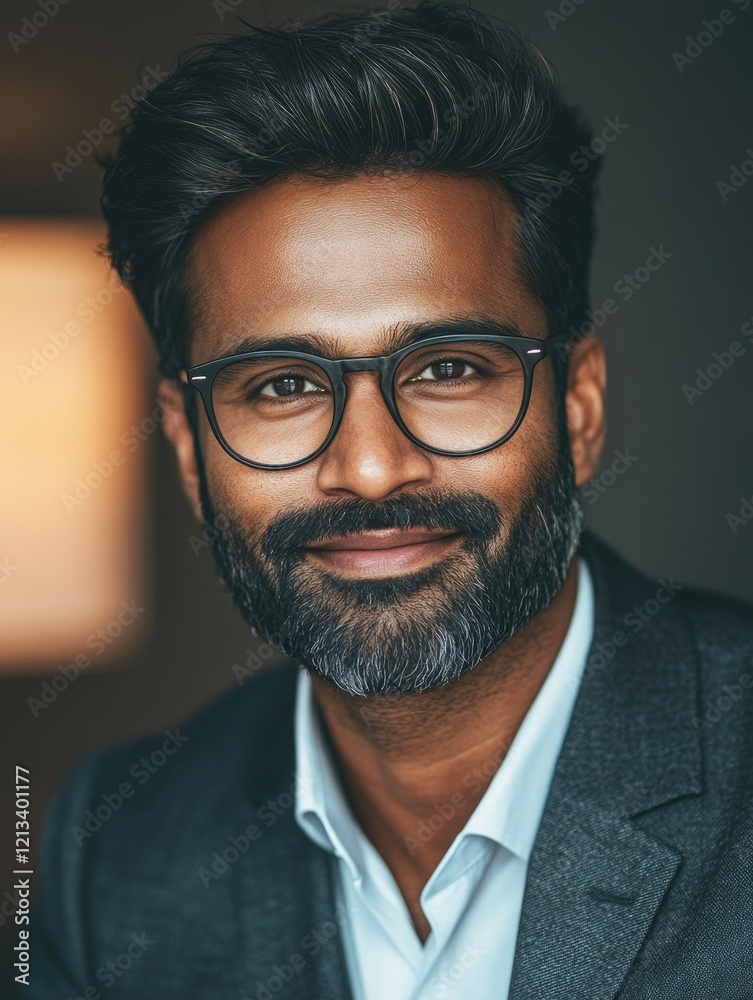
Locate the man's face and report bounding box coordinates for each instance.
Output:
[177,172,587,695]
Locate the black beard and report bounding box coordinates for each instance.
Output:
[196,435,583,696]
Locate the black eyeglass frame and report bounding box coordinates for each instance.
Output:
[182,331,572,470]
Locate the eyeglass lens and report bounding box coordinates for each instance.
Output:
[210,340,526,465]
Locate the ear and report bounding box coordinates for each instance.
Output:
[158,377,204,523]
[564,335,607,488]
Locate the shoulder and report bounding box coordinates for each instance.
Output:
[88,657,296,772]
[677,581,753,653]
[46,660,300,854]
[28,662,302,995]
[581,529,753,738]
[581,529,753,660]
[674,584,753,731]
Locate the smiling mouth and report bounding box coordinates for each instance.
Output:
[304,528,462,577]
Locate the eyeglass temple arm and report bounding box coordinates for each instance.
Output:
[542,331,577,356]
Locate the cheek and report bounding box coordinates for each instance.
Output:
[201,430,319,534]
[519,363,563,465]
[437,370,560,515]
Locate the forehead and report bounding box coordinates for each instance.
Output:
[185,171,546,361]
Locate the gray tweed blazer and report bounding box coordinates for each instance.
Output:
[23,530,753,998]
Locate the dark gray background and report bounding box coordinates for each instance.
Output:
[1,0,751,983]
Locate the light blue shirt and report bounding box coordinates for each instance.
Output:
[294,556,595,1000]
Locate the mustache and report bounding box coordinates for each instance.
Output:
[259,487,503,562]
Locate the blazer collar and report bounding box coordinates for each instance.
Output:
[507,529,702,999]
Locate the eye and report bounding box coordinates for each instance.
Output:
[410,358,476,382]
[259,374,323,397]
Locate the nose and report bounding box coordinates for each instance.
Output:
[315,371,434,500]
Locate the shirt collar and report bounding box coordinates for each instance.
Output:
[462,555,594,860]
[294,659,367,883]
[295,555,595,873]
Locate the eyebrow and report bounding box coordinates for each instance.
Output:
[218,315,530,360]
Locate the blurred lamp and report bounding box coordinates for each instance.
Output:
[0,219,150,672]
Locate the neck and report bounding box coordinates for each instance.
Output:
[309,555,580,938]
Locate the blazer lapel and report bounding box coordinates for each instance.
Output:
[229,682,354,1000]
[508,532,703,999]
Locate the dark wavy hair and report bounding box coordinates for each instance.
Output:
[101,0,602,382]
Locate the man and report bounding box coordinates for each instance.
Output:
[26,2,753,998]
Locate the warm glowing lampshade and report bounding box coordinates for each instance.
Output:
[0,219,150,671]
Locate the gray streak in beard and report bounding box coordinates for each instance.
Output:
[197,450,582,695]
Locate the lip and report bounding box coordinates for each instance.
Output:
[308,528,458,550]
[305,528,461,576]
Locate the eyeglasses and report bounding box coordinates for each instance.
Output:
[182,330,571,470]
